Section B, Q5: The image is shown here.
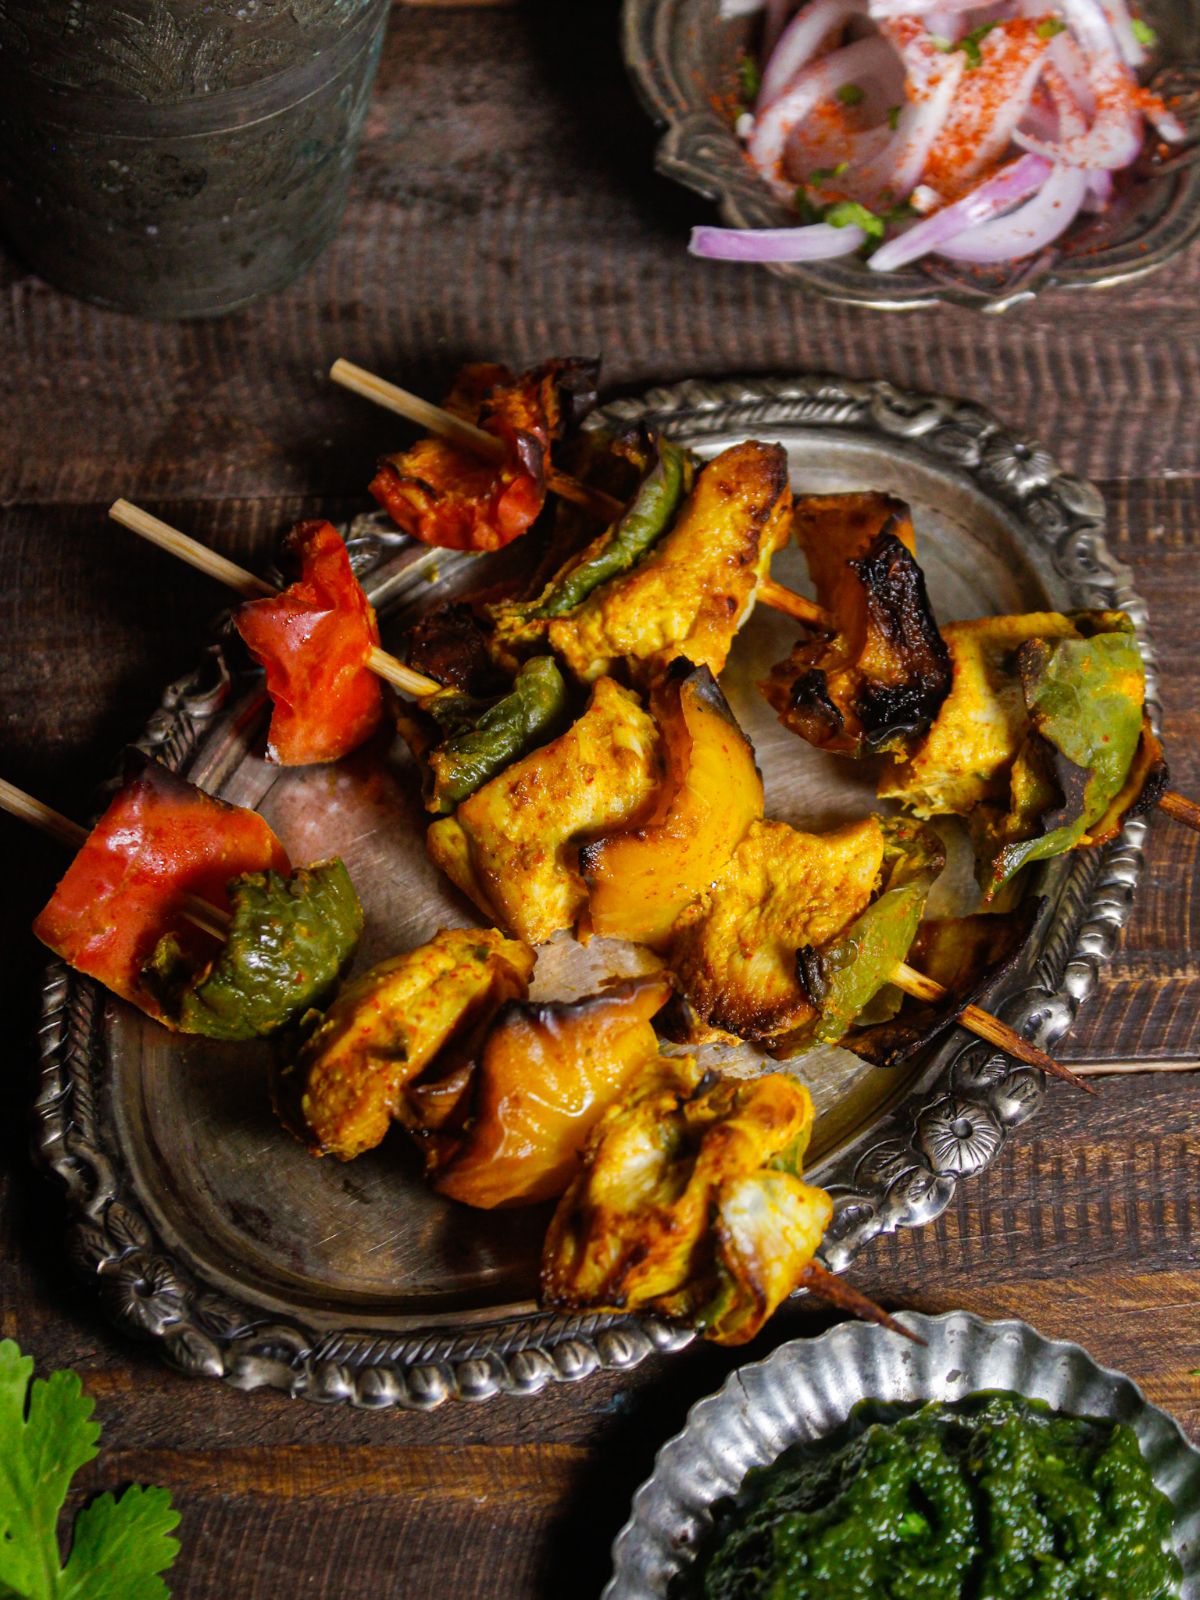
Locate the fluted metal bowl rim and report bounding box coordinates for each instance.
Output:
[605,1309,1200,1597]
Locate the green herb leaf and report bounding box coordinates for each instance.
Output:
[825,200,887,238]
[0,1341,180,1600]
[887,103,902,130]
[929,33,954,51]
[836,82,865,105]
[808,161,849,184]
[1036,16,1067,37]
[959,21,997,68]
[1131,16,1157,45]
[737,53,762,104]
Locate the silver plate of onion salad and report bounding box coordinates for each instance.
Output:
[698,0,1186,267]
[623,0,1200,305]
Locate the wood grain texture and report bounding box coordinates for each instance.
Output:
[1,5,1198,1598]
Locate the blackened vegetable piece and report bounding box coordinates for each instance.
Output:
[761,493,951,758]
[143,859,363,1041]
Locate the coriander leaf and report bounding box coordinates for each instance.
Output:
[1036,15,1067,37]
[60,1487,180,1600]
[737,53,761,104]
[836,82,865,105]
[1131,16,1157,45]
[825,200,887,238]
[0,1341,179,1600]
[808,161,849,184]
[929,33,954,51]
[887,103,902,129]
[959,21,997,67]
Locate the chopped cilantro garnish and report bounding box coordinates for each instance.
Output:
[931,21,997,66]
[825,200,887,238]
[1131,16,1158,45]
[1036,15,1067,37]
[836,82,865,106]
[737,53,761,105]
[809,161,849,184]
[887,103,902,130]
[0,1340,180,1598]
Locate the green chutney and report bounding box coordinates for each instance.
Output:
[693,1392,1181,1600]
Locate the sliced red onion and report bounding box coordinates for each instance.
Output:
[850,45,965,202]
[1012,0,1143,167]
[933,31,1052,190]
[1083,166,1114,207]
[749,35,897,194]
[868,151,1052,268]
[758,0,870,108]
[867,0,982,17]
[689,221,868,259]
[937,160,1089,257]
[1043,61,1089,140]
[763,0,798,60]
[1100,0,1148,67]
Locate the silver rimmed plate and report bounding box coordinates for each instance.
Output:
[33,374,1160,1409]
[604,1310,1200,1597]
[621,0,1200,312]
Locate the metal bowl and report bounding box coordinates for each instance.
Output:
[32,374,1160,1410]
[621,0,1200,312]
[605,1310,1200,1597]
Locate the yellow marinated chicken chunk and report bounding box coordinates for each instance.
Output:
[878,612,1079,817]
[427,676,662,945]
[547,441,792,682]
[296,927,534,1160]
[669,816,885,1050]
[542,1066,832,1345]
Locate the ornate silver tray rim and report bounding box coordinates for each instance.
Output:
[32,373,1157,1410]
[604,1310,1200,1598]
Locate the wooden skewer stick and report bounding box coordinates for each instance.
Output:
[0,778,230,940]
[107,500,440,699]
[891,960,1094,1094]
[330,359,833,629]
[330,358,626,522]
[1157,789,1200,833]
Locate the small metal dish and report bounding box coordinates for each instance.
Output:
[621,0,1200,311]
[605,1310,1200,1597]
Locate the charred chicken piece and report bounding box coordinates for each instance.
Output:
[290,927,535,1160]
[879,609,1166,900]
[666,815,943,1057]
[426,676,662,945]
[412,974,675,1209]
[580,662,764,949]
[491,439,792,684]
[369,360,599,553]
[761,493,951,759]
[541,1065,833,1346]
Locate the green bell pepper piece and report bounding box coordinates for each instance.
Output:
[143,858,362,1040]
[422,655,569,814]
[975,612,1146,899]
[530,433,694,618]
[798,818,945,1047]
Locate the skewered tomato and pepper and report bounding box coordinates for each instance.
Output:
[33,758,362,1039]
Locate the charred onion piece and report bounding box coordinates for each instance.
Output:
[761,493,951,759]
[418,974,674,1208]
[369,360,599,553]
[541,1067,833,1347]
[580,662,764,949]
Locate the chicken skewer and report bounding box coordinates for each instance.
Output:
[108,499,439,699]
[330,357,827,628]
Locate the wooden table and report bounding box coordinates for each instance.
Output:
[1,4,1198,1594]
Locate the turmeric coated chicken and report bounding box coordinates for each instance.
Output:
[666,814,944,1057]
[541,1064,833,1345]
[370,360,599,552]
[761,493,951,758]
[290,926,535,1160]
[489,438,793,685]
[878,609,1165,900]
[426,676,662,945]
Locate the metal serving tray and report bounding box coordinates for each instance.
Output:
[32,375,1159,1410]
